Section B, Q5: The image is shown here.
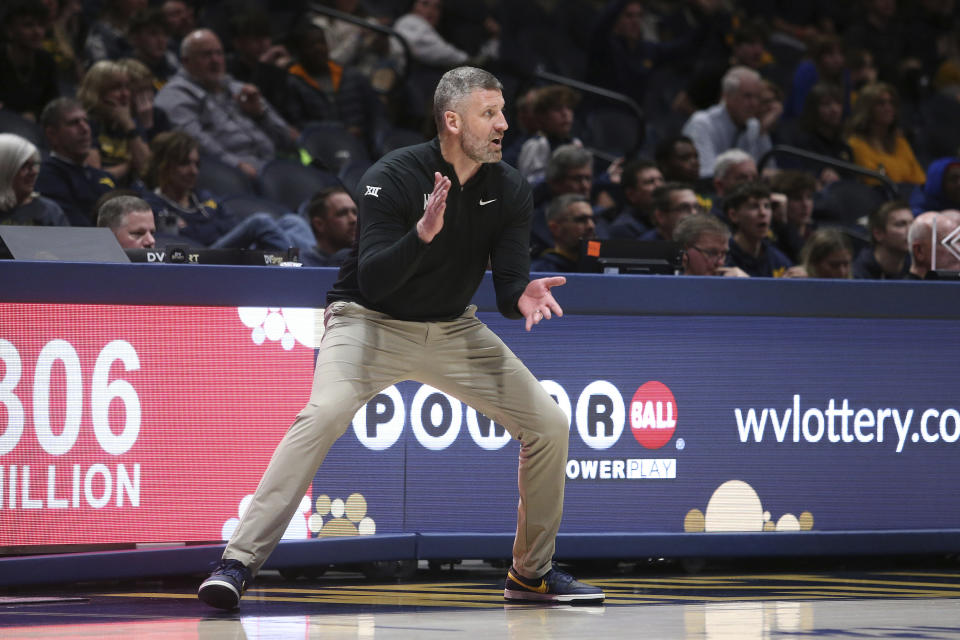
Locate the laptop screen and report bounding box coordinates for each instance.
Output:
[0,226,130,263]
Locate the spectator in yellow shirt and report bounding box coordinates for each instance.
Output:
[846,82,925,186]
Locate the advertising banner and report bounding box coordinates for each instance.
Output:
[2,304,957,548]
[0,304,315,546]
[313,313,960,541]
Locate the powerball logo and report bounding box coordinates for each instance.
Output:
[567,380,679,481]
[630,381,677,450]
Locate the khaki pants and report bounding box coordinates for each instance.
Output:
[223,302,569,579]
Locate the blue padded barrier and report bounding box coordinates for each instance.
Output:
[2,261,960,587]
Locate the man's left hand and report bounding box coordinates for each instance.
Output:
[518,276,566,331]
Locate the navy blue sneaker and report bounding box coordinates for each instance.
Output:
[198,559,252,610]
[504,566,605,603]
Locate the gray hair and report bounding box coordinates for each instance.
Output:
[546,193,589,223]
[713,149,754,182]
[673,213,731,248]
[0,133,40,210]
[180,28,219,60]
[97,195,153,230]
[721,65,761,97]
[545,144,593,183]
[40,97,83,131]
[433,66,503,132]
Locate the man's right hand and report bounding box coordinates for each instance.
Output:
[235,84,266,118]
[416,172,451,244]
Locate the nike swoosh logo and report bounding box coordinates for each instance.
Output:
[479,198,497,206]
[508,570,549,593]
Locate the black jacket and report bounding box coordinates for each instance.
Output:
[329,138,532,321]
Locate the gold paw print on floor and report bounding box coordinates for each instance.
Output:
[309,493,376,537]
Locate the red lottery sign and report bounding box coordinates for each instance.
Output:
[0,304,316,547]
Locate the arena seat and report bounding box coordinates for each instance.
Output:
[299,121,371,173]
[258,158,340,212]
[0,108,47,151]
[197,154,257,198]
[220,194,290,220]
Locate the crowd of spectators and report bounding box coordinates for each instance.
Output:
[2,0,960,278]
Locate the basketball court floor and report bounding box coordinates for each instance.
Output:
[3,558,960,639]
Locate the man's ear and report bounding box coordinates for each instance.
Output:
[681,249,690,271]
[443,110,460,135]
[912,241,925,263]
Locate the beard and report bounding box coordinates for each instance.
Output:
[460,124,501,164]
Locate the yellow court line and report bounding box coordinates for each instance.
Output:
[710,573,948,585]
[105,591,896,605]
[600,593,835,603]
[593,582,960,595]
[601,588,960,602]
[879,571,960,579]
[590,580,750,588]
[98,590,662,608]
[99,588,960,611]
[103,582,960,601]
[101,592,504,608]
[585,598,661,604]
[705,574,832,581]
[105,590,507,603]
[281,596,503,608]
[255,585,503,598]
[101,593,208,600]
[611,592,930,603]
[646,573,960,591]
[750,575,960,589]
[257,584,494,594]
[286,589,503,601]
[594,577,745,584]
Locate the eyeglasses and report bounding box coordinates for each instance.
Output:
[689,246,727,262]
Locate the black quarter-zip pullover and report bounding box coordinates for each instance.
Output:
[327,138,532,321]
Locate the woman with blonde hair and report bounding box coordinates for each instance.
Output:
[0,133,68,226]
[846,82,925,185]
[116,57,170,139]
[77,59,151,186]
